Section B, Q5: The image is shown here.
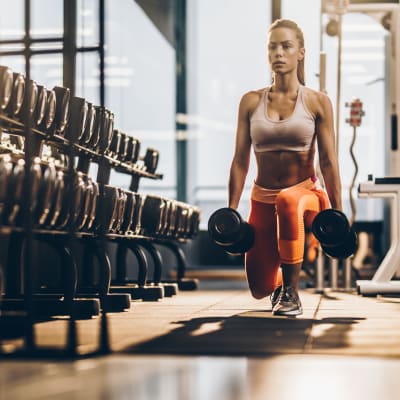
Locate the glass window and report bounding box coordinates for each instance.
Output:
[0,55,25,75]
[76,51,100,104]
[0,0,25,40]
[31,53,63,89]
[77,0,99,48]
[31,0,63,39]
[187,0,270,227]
[105,0,176,197]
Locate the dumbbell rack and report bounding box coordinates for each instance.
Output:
[0,69,200,357]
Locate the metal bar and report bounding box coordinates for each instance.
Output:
[0,46,101,57]
[175,0,187,202]
[316,246,325,293]
[344,258,353,290]
[99,0,105,106]
[335,14,343,152]
[0,49,62,56]
[76,46,101,52]
[23,0,35,352]
[63,0,77,95]
[0,37,63,44]
[330,258,339,290]
[272,0,281,21]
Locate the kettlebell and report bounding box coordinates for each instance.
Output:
[312,209,357,259]
[208,207,255,256]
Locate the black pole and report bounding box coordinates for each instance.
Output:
[99,0,105,106]
[63,0,77,94]
[175,0,187,202]
[23,0,35,351]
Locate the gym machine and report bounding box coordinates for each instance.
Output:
[345,2,400,295]
[319,2,400,293]
[357,176,400,295]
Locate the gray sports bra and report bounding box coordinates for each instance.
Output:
[250,85,316,152]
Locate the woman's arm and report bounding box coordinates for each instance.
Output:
[315,92,343,211]
[228,93,255,209]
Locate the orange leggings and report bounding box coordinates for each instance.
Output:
[245,178,330,299]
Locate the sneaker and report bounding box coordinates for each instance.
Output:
[270,285,282,309]
[272,286,303,316]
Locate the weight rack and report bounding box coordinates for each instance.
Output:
[0,65,201,357]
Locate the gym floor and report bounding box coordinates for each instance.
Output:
[1,280,400,400]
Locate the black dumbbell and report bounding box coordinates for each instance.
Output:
[52,85,70,136]
[39,89,56,133]
[20,79,38,124]
[312,209,357,259]
[208,207,254,256]
[5,72,25,118]
[64,96,88,143]
[0,65,13,111]
[79,102,96,145]
[34,85,48,127]
[143,148,159,174]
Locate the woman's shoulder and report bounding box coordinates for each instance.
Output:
[302,86,333,117]
[240,87,266,110]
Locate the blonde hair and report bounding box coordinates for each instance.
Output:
[268,19,305,85]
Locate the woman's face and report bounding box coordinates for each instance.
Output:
[267,27,304,76]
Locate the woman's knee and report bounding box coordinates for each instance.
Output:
[276,190,300,216]
[246,263,277,299]
[249,285,274,300]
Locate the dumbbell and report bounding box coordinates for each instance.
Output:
[208,207,254,256]
[143,148,159,174]
[5,73,25,118]
[52,85,70,136]
[79,102,96,146]
[141,194,165,236]
[64,96,88,143]
[38,89,56,133]
[311,209,357,259]
[0,65,13,111]
[20,79,38,124]
[34,85,48,127]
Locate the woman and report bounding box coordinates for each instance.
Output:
[228,19,342,316]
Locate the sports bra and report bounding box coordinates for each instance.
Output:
[250,85,316,152]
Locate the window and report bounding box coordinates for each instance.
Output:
[186,0,270,227]
[105,0,176,197]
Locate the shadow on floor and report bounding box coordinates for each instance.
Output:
[121,311,365,356]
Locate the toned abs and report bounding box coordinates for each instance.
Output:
[254,148,315,188]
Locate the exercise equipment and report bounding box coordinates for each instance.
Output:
[0,65,13,110]
[52,85,70,135]
[6,73,25,118]
[65,96,88,143]
[20,79,38,124]
[208,207,254,255]
[39,88,56,132]
[34,85,48,127]
[357,176,400,295]
[79,102,95,145]
[0,63,200,357]
[143,147,159,173]
[312,209,357,259]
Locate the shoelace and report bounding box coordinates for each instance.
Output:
[279,287,299,303]
[270,285,282,305]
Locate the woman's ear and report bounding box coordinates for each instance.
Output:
[298,47,305,62]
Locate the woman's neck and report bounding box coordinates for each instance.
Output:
[271,75,300,93]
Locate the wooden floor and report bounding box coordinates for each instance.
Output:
[1,280,400,399]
